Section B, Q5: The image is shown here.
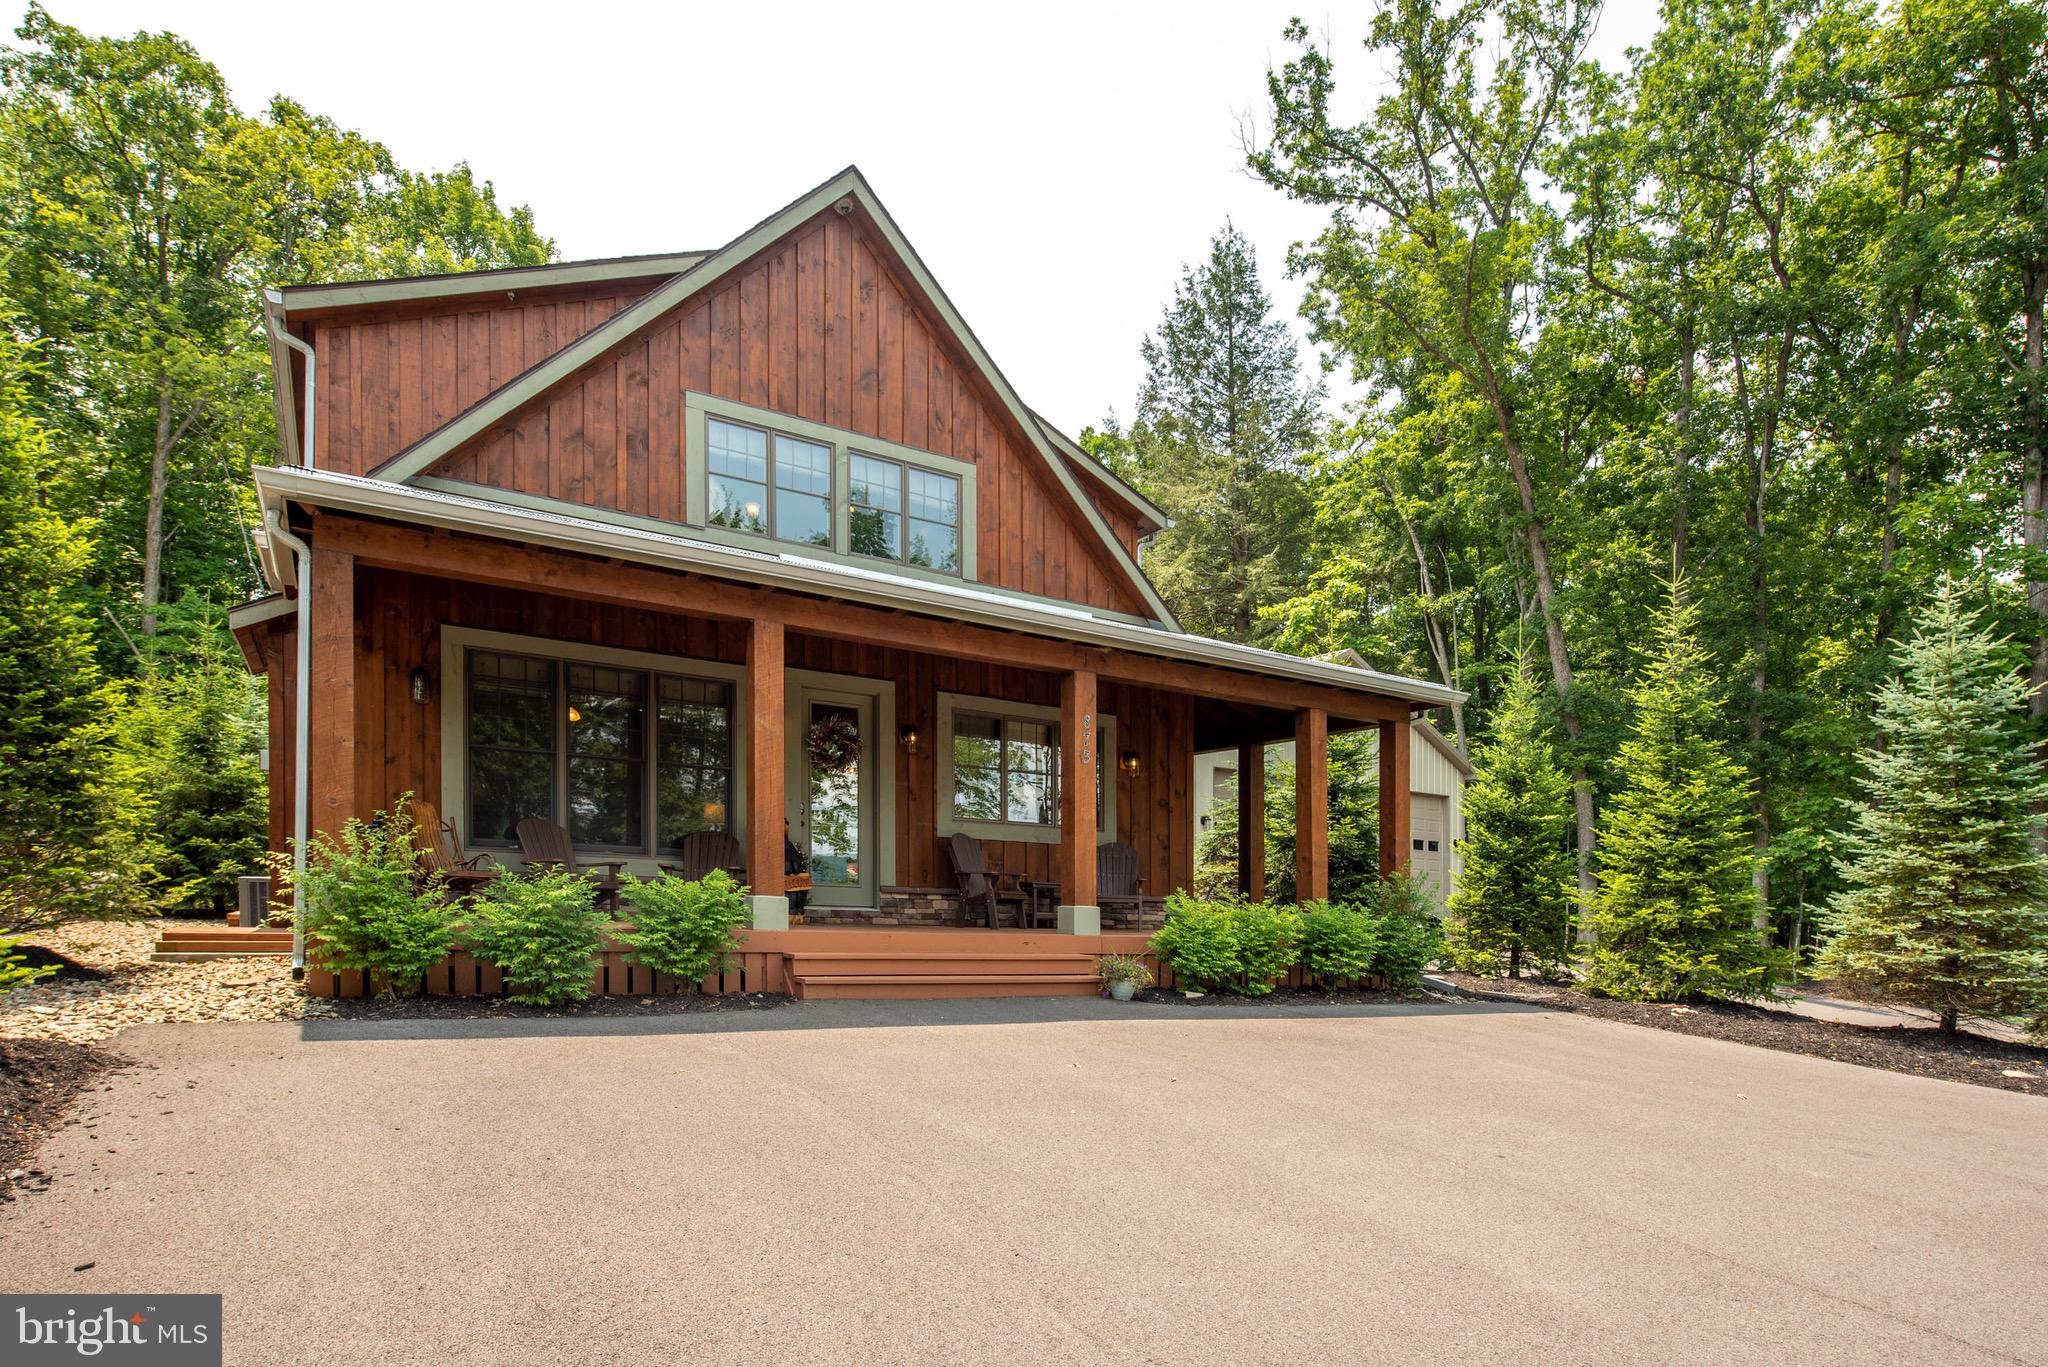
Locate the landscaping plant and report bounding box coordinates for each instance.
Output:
[1365,872,1445,992]
[1228,900,1302,995]
[1583,580,1784,1002]
[1818,585,2048,1035]
[1095,953,1153,995]
[1149,892,1243,992]
[616,869,750,986]
[0,933,51,991]
[283,797,453,998]
[464,868,610,1006]
[1444,661,1576,979]
[1297,901,1379,986]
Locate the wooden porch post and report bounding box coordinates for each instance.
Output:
[308,544,356,836]
[1057,668,1099,934]
[1294,708,1328,903]
[1237,742,1265,902]
[1378,717,1412,880]
[747,618,788,929]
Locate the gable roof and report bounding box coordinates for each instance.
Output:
[1031,412,1170,537]
[351,166,1178,628]
[273,251,711,316]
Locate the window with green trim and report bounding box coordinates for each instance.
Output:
[849,451,960,574]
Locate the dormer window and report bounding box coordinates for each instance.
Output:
[688,392,977,580]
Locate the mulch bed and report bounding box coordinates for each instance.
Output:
[1434,971,2048,1098]
[1135,984,1426,1008]
[321,990,794,1021]
[1,1038,125,1200]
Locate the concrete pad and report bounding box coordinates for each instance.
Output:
[1,998,2041,1366]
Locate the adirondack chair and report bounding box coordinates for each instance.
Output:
[515,817,625,907]
[945,832,1029,929]
[410,799,498,897]
[658,831,749,885]
[1097,840,1165,927]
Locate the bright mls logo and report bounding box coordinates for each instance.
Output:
[4,1296,221,1365]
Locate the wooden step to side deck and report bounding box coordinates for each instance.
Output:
[150,928,293,962]
[785,950,1101,1001]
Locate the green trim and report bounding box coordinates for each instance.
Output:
[278,254,708,314]
[359,164,1177,626]
[1030,410,1170,532]
[408,474,1158,628]
[934,691,1117,846]
[684,390,977,581]
[370,172,866,485]
[784,668,898,903]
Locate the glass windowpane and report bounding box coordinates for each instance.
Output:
[567,665,645,848]
[467,652,556,846]
[657,676,733,851]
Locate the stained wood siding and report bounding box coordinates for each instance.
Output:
[275,568,1194,898]
[421,215,1146,616]
[307,285,648,476]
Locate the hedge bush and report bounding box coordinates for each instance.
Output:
[1148,892,1242,992]
[465,868,610,1006]
[1364,871,1445,991]
[1229,901,1302,995]
[286,797,453,997]
[1298,901,1380,985]
[616,869,749,984]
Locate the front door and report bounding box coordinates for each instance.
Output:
[787,684,878,908]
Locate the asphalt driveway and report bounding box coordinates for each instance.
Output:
[2,997,2041,1366]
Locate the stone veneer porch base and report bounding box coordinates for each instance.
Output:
[798,887,1162,932]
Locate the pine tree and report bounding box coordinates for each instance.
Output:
[1817,584,2048,1033]
[1100,223,1322,644]
[1445,662,1576,978]
[1584,578,1780,1000]
[0,332,130,932]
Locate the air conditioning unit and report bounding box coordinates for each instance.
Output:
[236,875,272,928]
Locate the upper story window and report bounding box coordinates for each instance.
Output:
[850,454,961,573]
[689,393,975,580]
[706,418,831,548]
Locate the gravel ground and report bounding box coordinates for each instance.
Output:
[0,920,336,1044]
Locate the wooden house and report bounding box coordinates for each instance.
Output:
[228,167,1462,998]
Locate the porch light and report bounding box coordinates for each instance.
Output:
[1119,751,1141,776]
[567,705,582,723]
[900,723,920,752]
[409,668,430,704]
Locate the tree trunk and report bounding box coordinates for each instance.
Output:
[1497,420,1596,907]
[1939,1005,1959,1034]
[140,369,175,636]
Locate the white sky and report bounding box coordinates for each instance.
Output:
[61,1,1660,436]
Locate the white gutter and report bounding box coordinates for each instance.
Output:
[266,510,314,976]
[251,465,1466,711]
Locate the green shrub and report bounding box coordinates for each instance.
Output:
[1298,901,1379,985]
[464,868,610,1006]
[1,934,51,991]
[281,797,453,997]
[1149,892,1242,992]
[1229,901,1302,995]
[1365,872,1445,991]
[616,870,749,984]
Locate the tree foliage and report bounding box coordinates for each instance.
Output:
[1817,584,2048,1032]
[1583,580,1781,1000]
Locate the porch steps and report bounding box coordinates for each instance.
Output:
[149,928,293,962]
[785,951,1101,1001]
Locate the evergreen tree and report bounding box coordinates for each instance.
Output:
[1817,584,2048,1033]
[1100,223,1321,644]
[0,333,131,932]
[1584,578,1780,1000]
[1445,662,1576,978]
[116,628,268,914]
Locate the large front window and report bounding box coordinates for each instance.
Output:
[465,649,732,854]
[950,711,1096,829]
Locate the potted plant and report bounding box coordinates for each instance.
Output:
[1097,953,1153,1002]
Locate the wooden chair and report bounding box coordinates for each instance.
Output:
[514,817,625,907]
[410,800,497,897]
[658,830,749,885]
[946,832,1028,929]
[1097,840,1165,927]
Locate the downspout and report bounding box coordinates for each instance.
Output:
[266,303,317,976]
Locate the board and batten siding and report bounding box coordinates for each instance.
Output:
[305,283,655,477]
[407,214,1145,617]
[266,567,1196,902]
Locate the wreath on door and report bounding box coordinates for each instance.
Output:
[806,712,862,774]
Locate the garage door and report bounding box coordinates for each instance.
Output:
[1410,794,1451,911]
